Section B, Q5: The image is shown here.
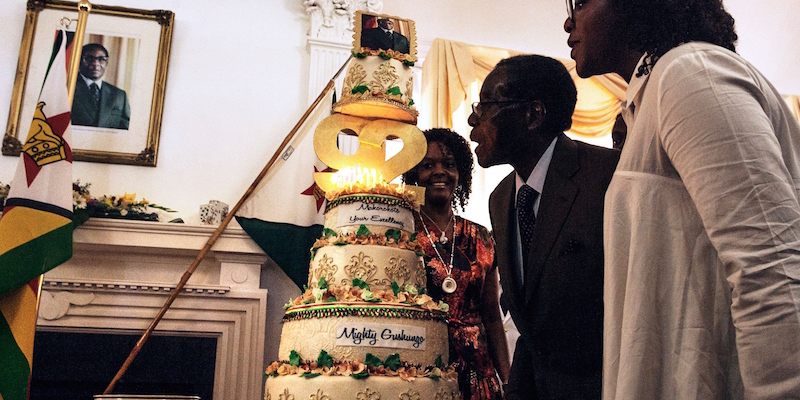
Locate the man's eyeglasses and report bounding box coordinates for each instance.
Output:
[82,55,109,64]
[471,100,534,118]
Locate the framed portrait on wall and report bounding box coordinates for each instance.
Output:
[3,0,174,167]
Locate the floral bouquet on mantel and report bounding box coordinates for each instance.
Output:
[72,181,179,226]
[0,181,179,226]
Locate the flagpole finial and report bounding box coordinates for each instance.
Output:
[78,0,92,12]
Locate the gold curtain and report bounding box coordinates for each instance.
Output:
[421,38,626,139]
[786,95,800,121]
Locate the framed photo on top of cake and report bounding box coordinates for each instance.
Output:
[3,0,174,167]
[354,11,417,63]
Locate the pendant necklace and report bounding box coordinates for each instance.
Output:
[420,211,457,293]
[420,209,454,244]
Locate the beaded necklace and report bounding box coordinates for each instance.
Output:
[420,212,457,293]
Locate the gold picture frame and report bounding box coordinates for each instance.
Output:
[3,0,174,167]
[353,11,417,63]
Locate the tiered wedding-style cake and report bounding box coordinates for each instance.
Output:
[263,11,461,400]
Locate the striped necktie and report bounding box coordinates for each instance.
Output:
[90,82,100,103]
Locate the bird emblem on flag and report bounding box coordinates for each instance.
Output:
[21,101,72,186]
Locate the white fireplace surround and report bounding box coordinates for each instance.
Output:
[39,219,269,400]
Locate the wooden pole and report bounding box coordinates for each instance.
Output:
[103,55,352,394]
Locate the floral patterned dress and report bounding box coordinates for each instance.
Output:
[416,214,503,400]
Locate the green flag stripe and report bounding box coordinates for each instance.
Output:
[0,311,31,400]
[236,217,322,289]
[0,222,73,295]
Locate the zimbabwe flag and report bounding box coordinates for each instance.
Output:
[0,29,74,400]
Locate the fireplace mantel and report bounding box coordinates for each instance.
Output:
[39,218,269,400]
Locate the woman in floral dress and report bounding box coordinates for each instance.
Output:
[404,128,509,400]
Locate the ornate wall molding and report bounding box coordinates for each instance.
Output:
[303,0,383,43]
[303,0,384,103]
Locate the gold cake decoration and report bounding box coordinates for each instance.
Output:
[356,387,381,400]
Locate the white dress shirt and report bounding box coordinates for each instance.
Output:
[604,42,800,400]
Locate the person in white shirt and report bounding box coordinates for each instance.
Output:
[564,0,800,398]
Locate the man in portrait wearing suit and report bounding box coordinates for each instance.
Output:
[72,43,131,130]
[469,54,619,399]
[360,18,410,54]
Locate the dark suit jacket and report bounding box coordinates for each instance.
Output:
[489,134,619,400]
[71,78,130,129]
[360,28,410,54]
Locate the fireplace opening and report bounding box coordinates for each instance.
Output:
[30,331,216,400]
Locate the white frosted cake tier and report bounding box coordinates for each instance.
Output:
[309,245,425,290]
[278,302,449,366]
[323,194,416,236]
[265,375,460,400]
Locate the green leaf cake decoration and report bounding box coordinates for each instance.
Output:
[385,86,403,96]
[384,353,401,371]
[385,228,402,243]
[290,350,301,367]
[352,278,370,291]
[351,371,370,379]
[364,353,383,367]
[356,224,371,237]
[322,228,338,238]
[317,350,334,368]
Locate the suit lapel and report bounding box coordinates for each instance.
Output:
[524,135,579,306]
[97,84,111,127]
[74,82,98,117]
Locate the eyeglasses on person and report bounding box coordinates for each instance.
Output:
[565,0,588,20]
[471,100,536,118]
[82,55,109,64]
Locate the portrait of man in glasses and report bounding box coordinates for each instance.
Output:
[72,43,131,130]
[360,17,410,54]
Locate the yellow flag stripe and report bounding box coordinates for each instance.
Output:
[0,283,38,365]
[0,206,71,255]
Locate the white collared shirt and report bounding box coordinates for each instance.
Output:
[604,42,800,399]
[514,136,558,216]
[79,73,103,90]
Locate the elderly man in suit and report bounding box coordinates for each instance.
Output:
[72,43,130,130]
[468,54,619,400]
[360,18,410,54]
